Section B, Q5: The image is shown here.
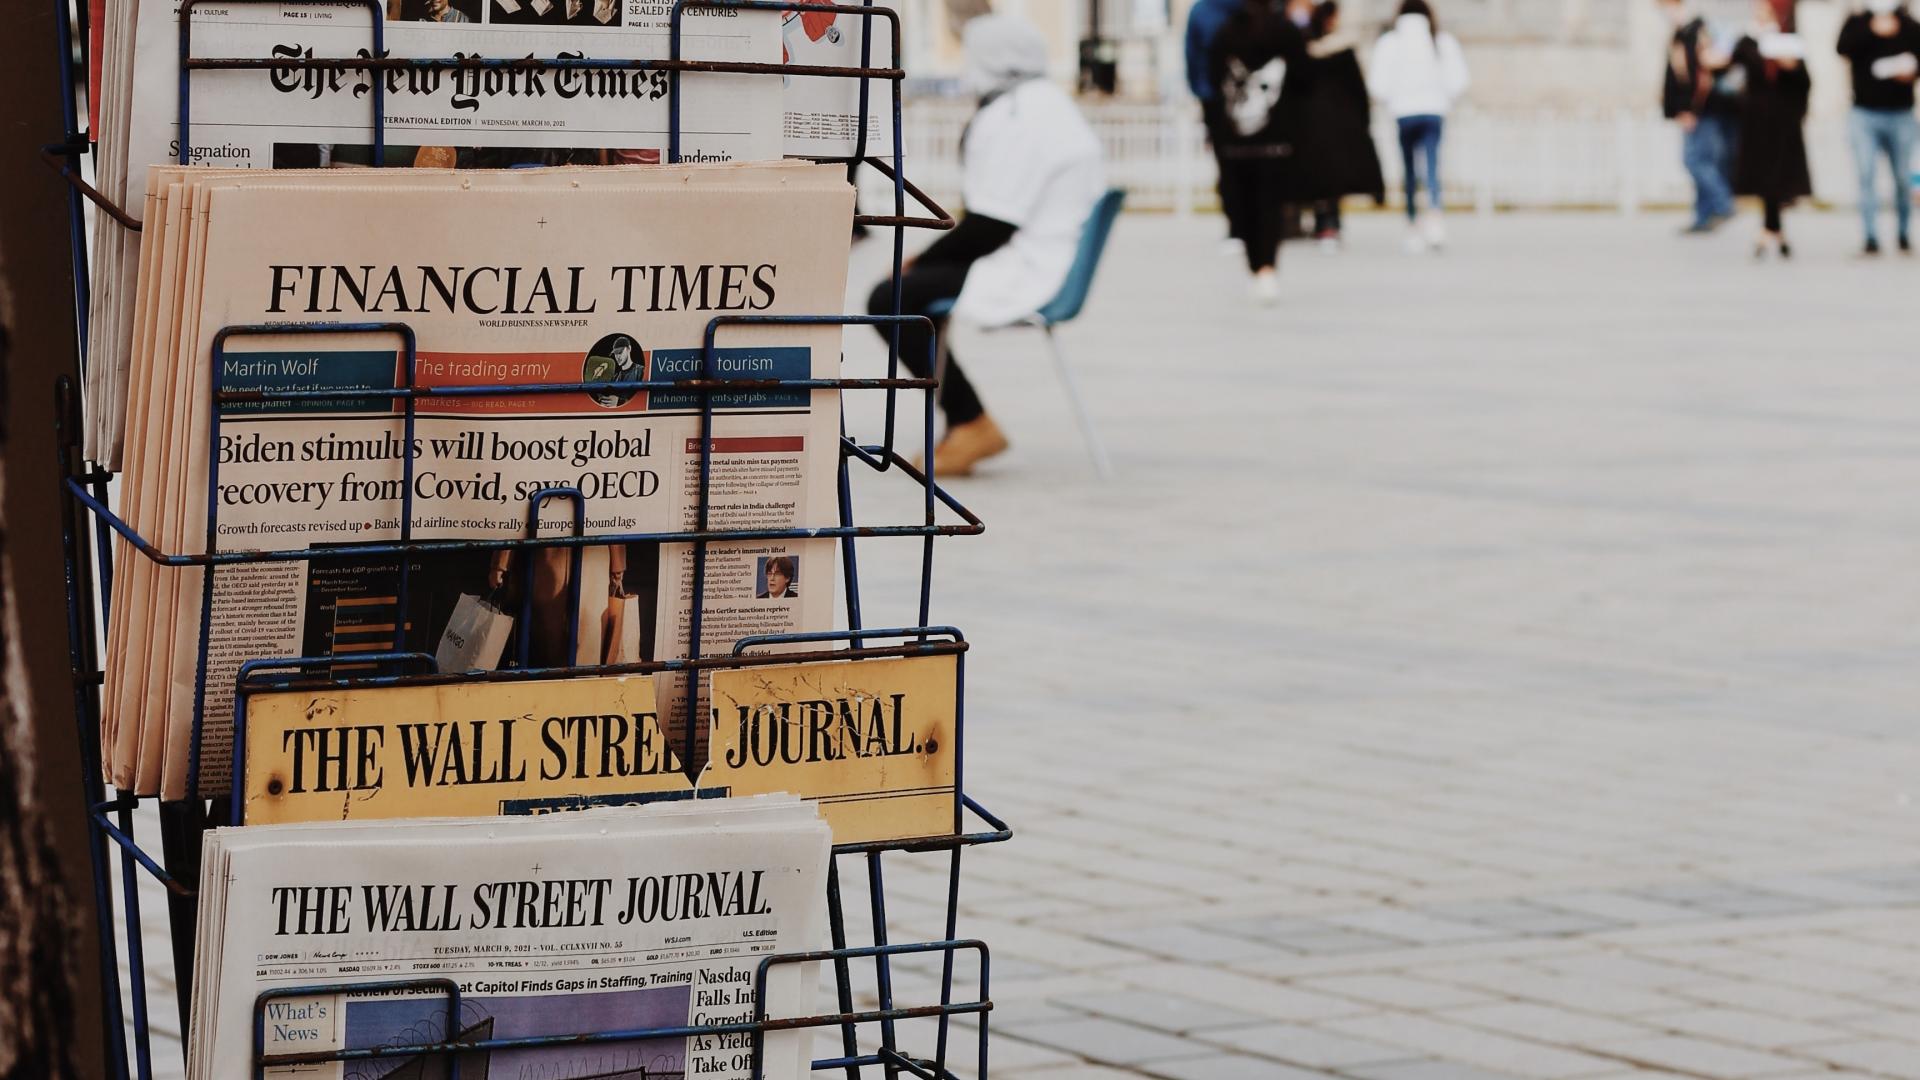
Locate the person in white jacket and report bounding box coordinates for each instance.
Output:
[1368,0,1470,251]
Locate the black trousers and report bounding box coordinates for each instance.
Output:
[1762,196,1785,233]
[1219,158,1284,272]
[866,261,986,426]
[1211,142,1244,241]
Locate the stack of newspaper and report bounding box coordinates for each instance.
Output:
[190,795,832,1080]
[101,161,854,799]
[84,0,888,465]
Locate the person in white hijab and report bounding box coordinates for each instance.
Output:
[865,14,1105,476]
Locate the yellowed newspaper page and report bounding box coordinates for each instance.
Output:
[143,166,850,797]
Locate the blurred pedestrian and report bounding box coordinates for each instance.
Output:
[1837,0,1920,254]
[1187,0,1246,249]
[1296,0,1386,250]
[1731,0,1812,259]
[1206,0,1309,302]
[864,14,1104,476]
[1368,0,1470,253]
[1661,0,1742,233]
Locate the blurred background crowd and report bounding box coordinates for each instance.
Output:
[878,0,1916,226]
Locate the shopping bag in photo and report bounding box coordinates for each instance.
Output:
[436,592,514,673]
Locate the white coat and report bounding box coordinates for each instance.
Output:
[1367,13,1470,119]
[952,79,1107,327]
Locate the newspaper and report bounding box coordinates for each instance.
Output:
[239,654,963,844]
[189,797,831,1080]
[778,0,895,157]
[88,0,783,467]
[99,163,855,798]
[124,0,782,175]
[84,0,892,465]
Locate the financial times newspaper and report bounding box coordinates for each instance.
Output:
[105,166,853,798]
[190,799,831,1080]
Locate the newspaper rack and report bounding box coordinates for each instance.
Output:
[48,0,1016,1075]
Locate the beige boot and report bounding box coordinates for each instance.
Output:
[931,414,1009,477]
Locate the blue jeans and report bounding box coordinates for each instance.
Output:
[1681,112,1736,226]
[1397,114,1444,221]
[1849,106,1919,243]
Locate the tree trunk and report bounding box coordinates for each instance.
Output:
[0,0,112,1070]
[0,318,85,1079]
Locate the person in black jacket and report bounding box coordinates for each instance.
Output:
[1659,0,1741,233]
[1838,0,1920,254]
[1207,0,1308,302]
[1187,0,1245,245]
[1731,0,1813,259]
[1295,1,1385,249]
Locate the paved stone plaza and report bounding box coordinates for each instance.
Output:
[123,211,1920,1079]
[839,210,1920,1079]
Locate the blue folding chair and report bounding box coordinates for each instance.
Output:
[927,188,1125,477]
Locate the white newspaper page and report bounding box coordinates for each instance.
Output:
[779,0,894,158]
[124,0,782,180]
[195,806,830,1080]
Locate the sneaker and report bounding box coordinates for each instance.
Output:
[1250,268,1281,305]
[1778,240,1792,260]
[1422,211,1447,250]
[1681,220,1717,235]
[1403,227,1428,255]
[1901,234,1913,254]
[1865,237,1881,256]
[930,414,1009,477]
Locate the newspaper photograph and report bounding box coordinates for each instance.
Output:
[190,798,831,1080]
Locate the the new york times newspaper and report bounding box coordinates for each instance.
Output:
[153,169,851,798]
[124,0,783,179]
[190,799,830,1080]
[88,0,883,465]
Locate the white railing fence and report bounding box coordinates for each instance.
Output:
[893,98,1866,214]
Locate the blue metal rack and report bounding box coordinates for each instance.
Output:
[48,1,1012,1075]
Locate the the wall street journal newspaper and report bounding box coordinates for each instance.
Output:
[99,164,855,799]
[189,797,831,1080]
